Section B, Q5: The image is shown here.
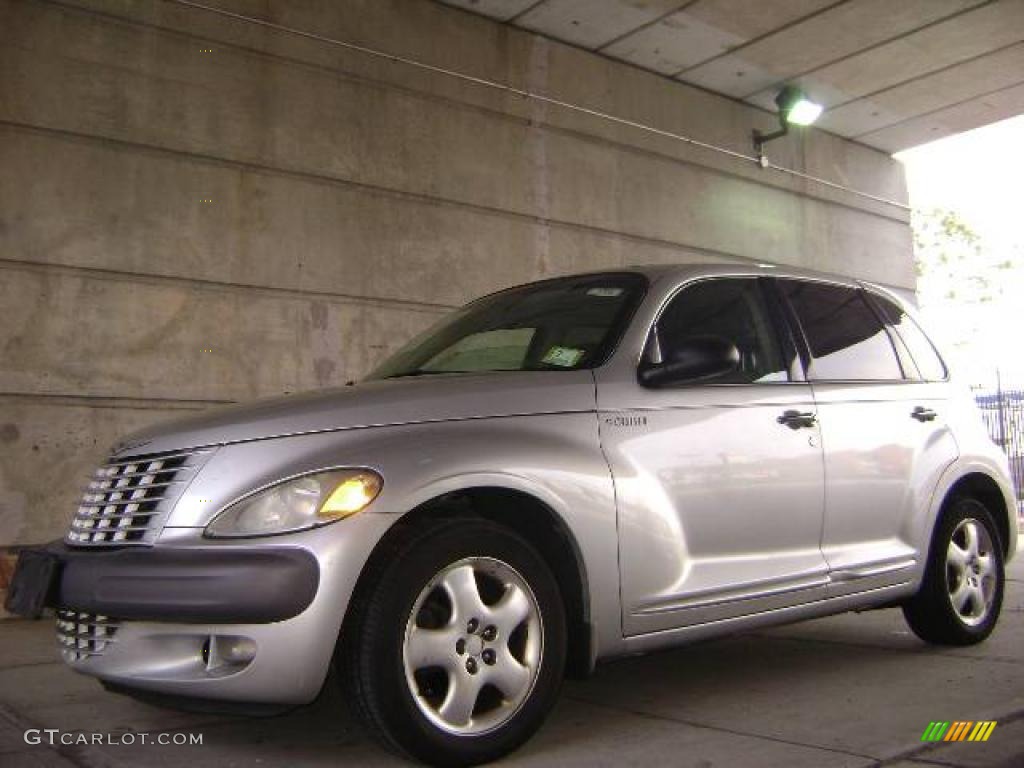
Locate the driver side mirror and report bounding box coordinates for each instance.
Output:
[639,334,740,387]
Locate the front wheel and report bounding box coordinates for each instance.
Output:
[343,520,566,766]
[903,497,1005,646]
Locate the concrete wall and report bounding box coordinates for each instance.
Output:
[0,0,912,546]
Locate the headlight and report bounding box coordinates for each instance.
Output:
[205,469,383,538]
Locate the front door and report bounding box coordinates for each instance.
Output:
[596,277,829,636]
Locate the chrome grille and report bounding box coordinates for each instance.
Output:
[56,609,120,662]
[66,449,208,545]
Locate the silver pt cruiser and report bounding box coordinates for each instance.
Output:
[7,263,1018,766]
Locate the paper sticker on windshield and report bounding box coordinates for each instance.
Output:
[587,287,623,298]
[542,346,584,367]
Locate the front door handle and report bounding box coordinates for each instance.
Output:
[912,406,937,422]
[777,410,817,430]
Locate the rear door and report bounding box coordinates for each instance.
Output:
[776,279,958,595]
[597,277,829,636]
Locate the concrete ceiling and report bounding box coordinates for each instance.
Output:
[437,0,1024,153]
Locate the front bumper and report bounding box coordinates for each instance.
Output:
[6,514,396,705]
[9,541,319,623]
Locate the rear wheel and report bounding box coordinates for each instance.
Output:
[903,497,1004,645]
[343,520,566,766]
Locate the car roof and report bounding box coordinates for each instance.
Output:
[477,262,911,309]
[616,261,861,286]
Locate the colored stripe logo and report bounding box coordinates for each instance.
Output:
[921,721,997,742]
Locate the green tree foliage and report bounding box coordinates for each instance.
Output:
[911,208,1021,370]
[912,208,1013,306]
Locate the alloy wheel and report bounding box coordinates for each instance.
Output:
[945,517,997,627]
[402,557,544,736]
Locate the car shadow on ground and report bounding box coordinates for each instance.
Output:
[101,606,1021,766]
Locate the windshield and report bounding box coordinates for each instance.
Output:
[368,273,647,380]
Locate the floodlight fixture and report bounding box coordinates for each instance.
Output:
[753,85,823,166]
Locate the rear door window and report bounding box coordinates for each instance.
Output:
[780,280,903,382]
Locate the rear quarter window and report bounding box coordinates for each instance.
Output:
[868,293,948,381]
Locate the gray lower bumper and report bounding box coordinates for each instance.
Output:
[12,540,319,624]
[15,515,397,706]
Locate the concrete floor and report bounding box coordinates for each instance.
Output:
[1,558,1022,768]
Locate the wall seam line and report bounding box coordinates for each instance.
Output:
[0,257,457,313]
[0,120,912,282]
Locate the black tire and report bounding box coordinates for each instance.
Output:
[903,497,1005,646]
[341,520,566,767]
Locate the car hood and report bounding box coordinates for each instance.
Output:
[112,370,598,457]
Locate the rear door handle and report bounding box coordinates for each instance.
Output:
[912,406,937,422]
[777,410,817,430]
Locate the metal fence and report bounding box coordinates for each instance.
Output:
[972,387,1024,520]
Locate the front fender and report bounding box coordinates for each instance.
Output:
[164,412,622,659]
